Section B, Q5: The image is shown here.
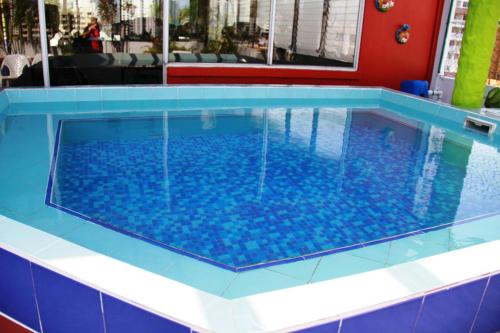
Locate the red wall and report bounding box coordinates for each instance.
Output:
[0,314,33,333]
[167,0,445,89]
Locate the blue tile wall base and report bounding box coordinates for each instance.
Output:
[340,298,422,333]
[297,275,500,333]
[31,263,106,333]
[2,245,500,333]
[472,274,500,333]
[414,278,488,333]
[0,245,194,333]
[0,248,40,332]
[102,294,190,333]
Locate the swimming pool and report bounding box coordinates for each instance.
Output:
[1,86,500,332]
[45,106,500,271]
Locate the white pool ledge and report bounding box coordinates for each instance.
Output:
[1,214,499,332]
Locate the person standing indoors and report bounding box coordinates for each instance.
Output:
[82,17,103,53]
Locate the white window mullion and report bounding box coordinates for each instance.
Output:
[163,0,170,84]
[37,0,51,87]
[267,0,278,65]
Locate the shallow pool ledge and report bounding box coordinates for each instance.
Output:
[3,85,383,104]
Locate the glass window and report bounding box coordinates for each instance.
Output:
[41,0,163,85]
[169,0,271,64]
[0,0,46,87]
[488,25,499,86]
[440,0,499,87]
[272,0,362,67]
[3,0,368,87]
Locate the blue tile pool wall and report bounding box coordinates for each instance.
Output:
[379,89,500,147]
[3,86,499,150]
[299,275,500,333]
[0,92,7,134]
[3,86,382,103]
[1,246,499,333]
[0,248,40,332]
[0,92,8,113]
[0,247,192,333]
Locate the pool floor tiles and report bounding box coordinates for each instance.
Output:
[2,245,500,333]
[40,107,500,271]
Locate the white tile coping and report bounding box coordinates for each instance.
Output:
[2,214,500,332]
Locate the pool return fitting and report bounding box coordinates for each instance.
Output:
[464,116,497,136]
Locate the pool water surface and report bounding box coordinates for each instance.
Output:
[45,107,500,270]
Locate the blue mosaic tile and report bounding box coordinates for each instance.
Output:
[47,108,500,270]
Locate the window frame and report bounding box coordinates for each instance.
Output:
[35,0,366,87]
[166,0,365,72]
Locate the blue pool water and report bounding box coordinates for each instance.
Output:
[45,107,500,270]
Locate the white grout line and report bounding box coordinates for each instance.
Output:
[220,274,241,298]
[99,292,108,333]
[307,258,323,283]
[411,296,426,333]
[337,319,343,333]
[28,262,43,333]
[468,274,491,333]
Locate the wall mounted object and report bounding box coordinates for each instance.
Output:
[375,0,395,12]
[396,24,410,44]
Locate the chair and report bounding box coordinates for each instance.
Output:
[31,53,43,65]
[0,54,30,87]
[219,53,239,63]
[31,53,55,66]
[199,53,219,63]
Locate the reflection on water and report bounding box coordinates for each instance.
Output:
[1,107,500,269]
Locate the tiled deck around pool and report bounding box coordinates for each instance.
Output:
[1,86,500,332]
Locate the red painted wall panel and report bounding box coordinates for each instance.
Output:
[167,0,444,89]
[0,314,33,333]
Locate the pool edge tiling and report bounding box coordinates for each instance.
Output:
[1,216,500,333]
[1,86,500,332]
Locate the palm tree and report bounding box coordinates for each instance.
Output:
[0,1,6,52]
[317,0,331,57]
[290,0,300,53]
[12,0,32,53]
[98,0,117,26]
[140,0,145,36]
[24,3,36,45]
[249,0,257,35]
[2,0,12,53]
